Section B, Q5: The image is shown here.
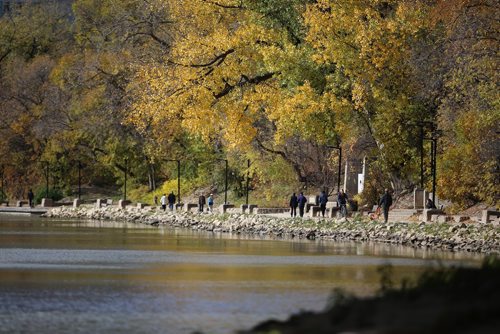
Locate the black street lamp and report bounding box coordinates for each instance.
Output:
[424,136,439,204]
[245,159,251,205]
[420,125,424,189]
[415,121,437,189]
[432,138,437,204]
[78,161,82,200]
[0,165,4,202]
[327,145,342,192]
[165,159,181,203]
[224,159,228,204]
[43,161,50,198]
[422,125,441,204]
[123,158,128,201]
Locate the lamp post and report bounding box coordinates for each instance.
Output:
[245,159,250,205]
[420,125,424,189]
[0,165,4,202]
[422,125,441,204]
[327,145,342,192]
[78,161,82,200]
[414,121,437,189]
[44,161,49,198]
[429,136,438,204]
[423,137,438,204]
[224,159,228,204]
[123,158,128,201]
[165,159,181,204]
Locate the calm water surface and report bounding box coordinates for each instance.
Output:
[0,214,484,334]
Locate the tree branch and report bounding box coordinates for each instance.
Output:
[255,137,304,181]
[201,0,245,9]
[214,72,276,99]
[169,49,235,68]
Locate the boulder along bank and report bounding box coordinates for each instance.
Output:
[43,206,500,254]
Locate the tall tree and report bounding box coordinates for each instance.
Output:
[432,0,499,207]
[129,0,345,190]
[0,1,73,197]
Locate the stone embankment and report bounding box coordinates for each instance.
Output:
[43,206,500,254]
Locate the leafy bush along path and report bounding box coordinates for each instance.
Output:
[240,258,500,334]
[44,206,500,254]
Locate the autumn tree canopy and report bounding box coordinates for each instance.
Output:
[0,0,498,209]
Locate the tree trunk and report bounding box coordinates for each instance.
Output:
[148,163,156,191]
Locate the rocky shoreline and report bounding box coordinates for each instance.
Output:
[43,206,500,254]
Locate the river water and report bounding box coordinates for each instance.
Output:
[0,214,484,334]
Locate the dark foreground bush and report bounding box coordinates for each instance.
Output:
[241,257,500,334]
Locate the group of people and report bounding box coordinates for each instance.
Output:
[198,193,214,212]
[288,189,350,219]
[155,187,395,222]
[155,192,214,212]
[288,192,308,217]
[156,192,176,211]
[289,188,394,223]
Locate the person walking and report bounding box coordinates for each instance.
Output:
[289,193,298,217]
[207,194,214,212]
[160,193,167,211]
[298,192,307,218]
[27,189,34,208]
[319,191,328,218]
[168,192,176,211]
[153,195,158,206]
[198,194,206,212]
[379,188,393,223]
[337,189,348,217]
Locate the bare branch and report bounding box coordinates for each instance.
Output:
[255,137,305,181]
[168,49,235,68]
[200,0,245,9]
[213,72,276,99]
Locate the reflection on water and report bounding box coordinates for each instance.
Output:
[0,214,483,334]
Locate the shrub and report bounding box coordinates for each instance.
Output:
[34,187,63,204]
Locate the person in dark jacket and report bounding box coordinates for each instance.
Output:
[289,193,298,217]
[337,189,348,217]
[198,194,206,212]
[297,192,307,217]
[319,191,328,217]
[379,188,393,223]
[168,192,176,211]
[27,189,34,208]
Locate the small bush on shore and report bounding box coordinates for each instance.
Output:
[34,187,63,204]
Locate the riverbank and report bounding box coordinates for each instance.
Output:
[43,206,500,254]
